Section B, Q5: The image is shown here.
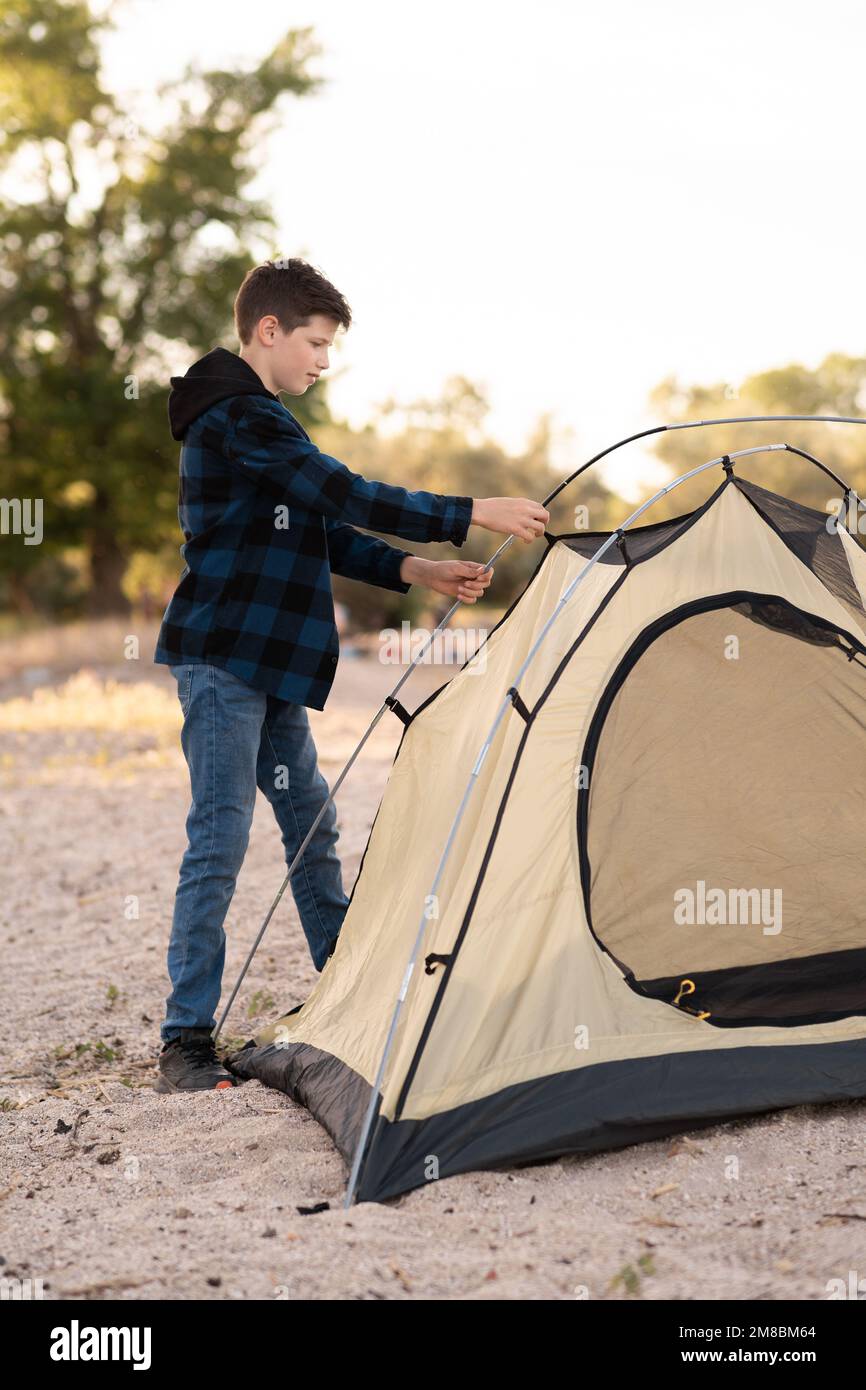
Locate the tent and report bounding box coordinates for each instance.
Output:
[227,432,866,1205]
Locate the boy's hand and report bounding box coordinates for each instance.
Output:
[471,497,549,542]
[400,556,494,603]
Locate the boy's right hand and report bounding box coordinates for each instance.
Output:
[471,497,550,543]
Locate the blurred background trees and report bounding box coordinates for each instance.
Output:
[1,0,864,639]
[0,0,325,617]
[641,356,866,531]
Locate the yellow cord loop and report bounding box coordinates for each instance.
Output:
[673,978,711,1020]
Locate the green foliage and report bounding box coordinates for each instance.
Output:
[246,989,276,1019]
[121,547,182,615]
[322,380,622,621]
[0,1,326,612]
[609,1251,656,1296]
[0,4,607,628]
[645,357,866,529]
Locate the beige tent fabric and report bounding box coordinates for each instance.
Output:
[255,549,622,1064]
[588,604,866,976]
[839,525,866,613]
[257,482,866,1124]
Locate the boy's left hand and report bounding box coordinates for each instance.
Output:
[402,557,494,603]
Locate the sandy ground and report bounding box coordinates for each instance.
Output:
[1,631,865,1302]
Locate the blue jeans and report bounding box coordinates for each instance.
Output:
[161,661,350,1043]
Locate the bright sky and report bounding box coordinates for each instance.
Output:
[95,1,866,497]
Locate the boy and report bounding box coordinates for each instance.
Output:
[153,258,550,1092]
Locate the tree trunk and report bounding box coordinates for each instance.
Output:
[7,570,37,616]
[88,530,131,615]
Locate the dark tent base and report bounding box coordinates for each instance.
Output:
[226,1034,866,1204]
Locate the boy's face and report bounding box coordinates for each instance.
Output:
[267,313,339,395]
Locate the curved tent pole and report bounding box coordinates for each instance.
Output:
[342,438,866,1207]
[214,418,866,1045]
[543,414,866,508]
[758,445,859,502]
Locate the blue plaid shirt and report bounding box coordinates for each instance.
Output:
[154,365,473,708]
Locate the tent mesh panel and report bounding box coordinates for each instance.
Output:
[583,599,866,1027]
[734,476,866,627]
[554,510,698,565]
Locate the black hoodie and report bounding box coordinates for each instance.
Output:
[156,342,472,708]
[167,346,281,442]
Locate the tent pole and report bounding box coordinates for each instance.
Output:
[212,527,515,1045]
[543,414,866,507]
[214,418,866,1047]
[343,438,866,1205]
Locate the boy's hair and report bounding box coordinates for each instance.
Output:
[233,258,353,346]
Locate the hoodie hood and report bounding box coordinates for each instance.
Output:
[168,346,280,441]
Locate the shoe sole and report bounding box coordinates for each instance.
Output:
[153,1074,237,1094]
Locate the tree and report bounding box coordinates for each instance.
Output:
[0,0,327,612]
[644,355,866,527]
[319,380,621,625]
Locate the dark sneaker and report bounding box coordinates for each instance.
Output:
[224,1004,304,1075]
[155,1027,238,1093]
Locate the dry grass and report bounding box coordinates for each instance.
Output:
[0,669,181,735]
[0,616,162,685]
